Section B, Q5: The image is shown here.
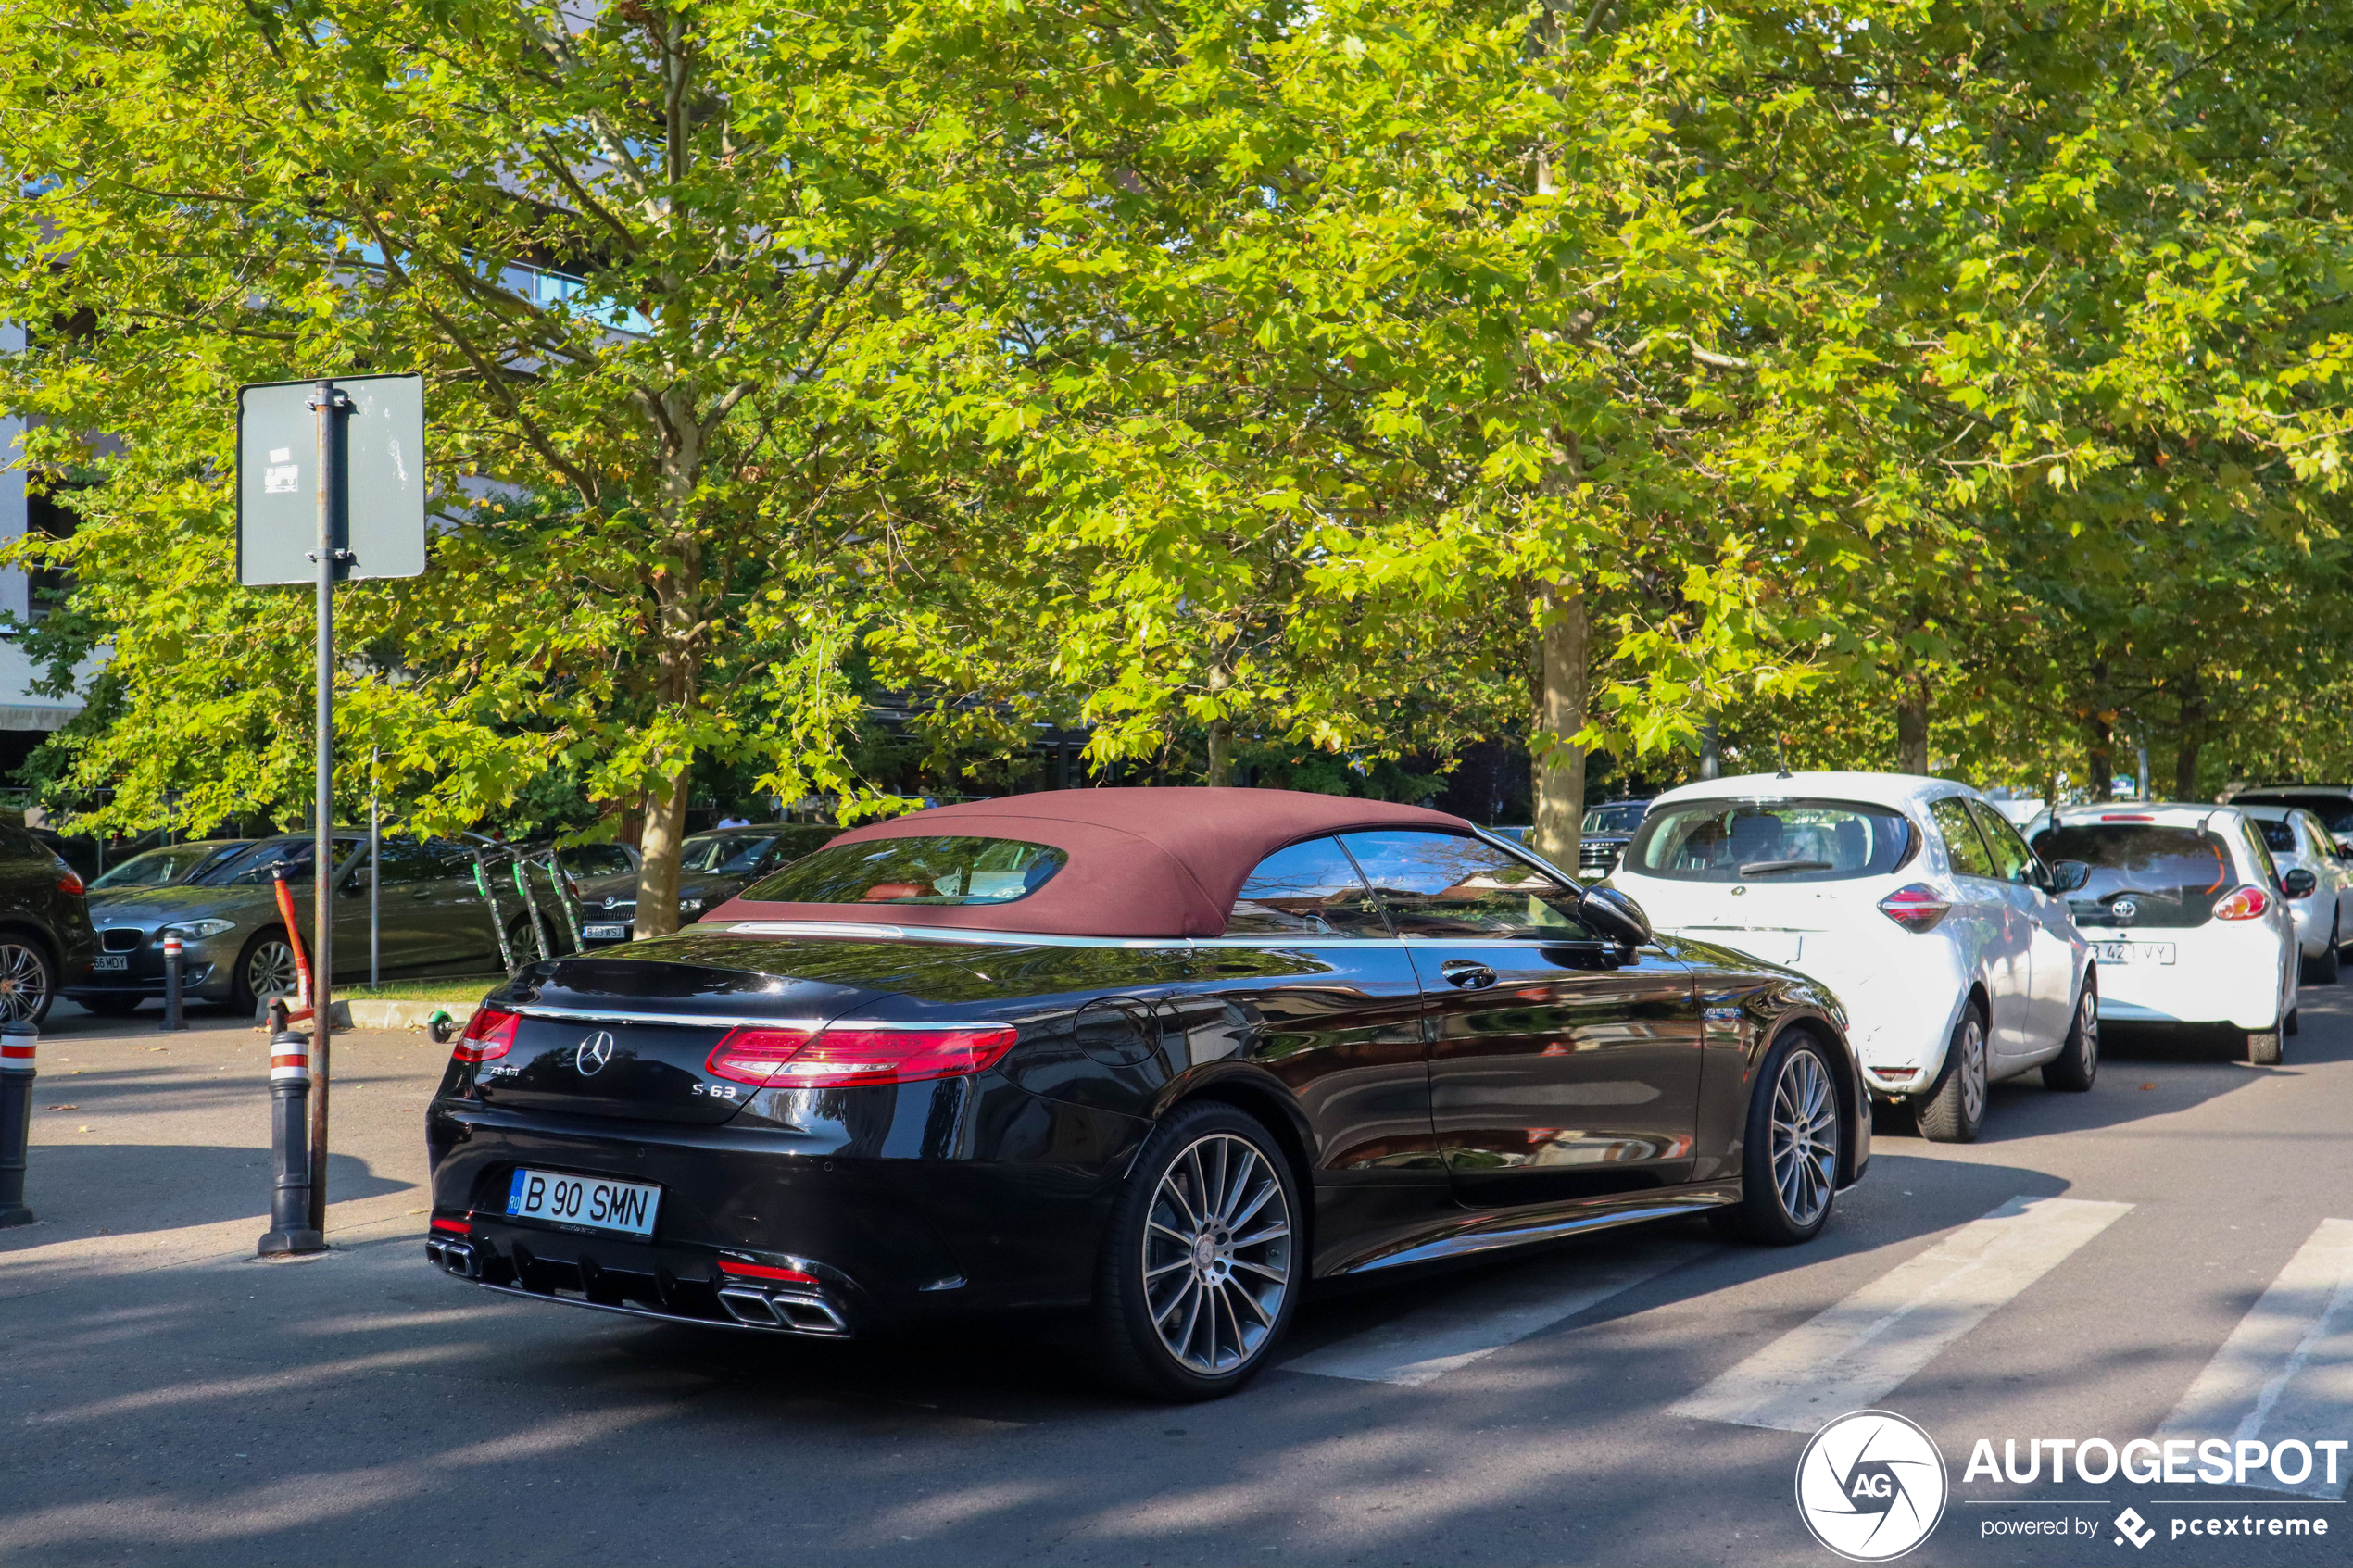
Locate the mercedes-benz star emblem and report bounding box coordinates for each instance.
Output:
[575,1030,616,1076]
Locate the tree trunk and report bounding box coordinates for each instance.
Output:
[1203,660,1236,785]
[1531,579,1588,870]
[633,763,690,938]
[2083,662,2114,802]
[1894,674,1930,775]
[2175,672,2206,800]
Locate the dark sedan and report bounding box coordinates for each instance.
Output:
[570,824,839,945]
[69,834,513,1015]
[423,789,1868,1399]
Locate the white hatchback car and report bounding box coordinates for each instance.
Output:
[2233,805,2353,984]
[1610,771,2095,1143]
[2025,804,2301,1062]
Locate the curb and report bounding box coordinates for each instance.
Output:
[252,998,485,1032]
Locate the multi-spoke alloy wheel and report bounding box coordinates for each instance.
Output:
[1769,1047,1838,1228]
[1919,1010,1987,1144]
[1097,1103,1301,1399]
[0,941,53,1024]
[1714,1032,1843,1246]
[1141,1133,1293,1376]
[246,940,298,998]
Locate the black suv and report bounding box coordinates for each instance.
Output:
[0,820,101,1022]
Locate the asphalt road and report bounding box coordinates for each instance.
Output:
[4,994,2350,1567]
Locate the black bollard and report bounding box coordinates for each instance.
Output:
[159,933,187,1032]
[256,1028,325,1255]
[0,1020,34,1228]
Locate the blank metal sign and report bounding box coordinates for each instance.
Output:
[236,373,426,585]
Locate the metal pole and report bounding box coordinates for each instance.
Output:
[0,1021,35,1228]
[307,377,344,1239]
[159,933,186,1032]
[370,747,380,989]
[256,1028,323,1255]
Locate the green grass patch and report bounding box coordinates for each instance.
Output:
[338,975,508,1004]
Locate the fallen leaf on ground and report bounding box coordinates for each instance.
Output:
[45,1104,77,1111]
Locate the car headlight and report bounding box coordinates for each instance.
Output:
[168,919,236,939]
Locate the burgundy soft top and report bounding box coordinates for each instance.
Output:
[704,787,1480,939]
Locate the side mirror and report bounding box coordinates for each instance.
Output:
[1579,885,1653,948]
[2049,860,2092,895]
[2284,867,2319,899]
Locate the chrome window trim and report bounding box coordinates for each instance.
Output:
[510,1003,1029,1031]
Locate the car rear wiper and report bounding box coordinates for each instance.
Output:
[1739,859,1834,876]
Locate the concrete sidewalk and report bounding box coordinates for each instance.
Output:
[2,1007,446,1303]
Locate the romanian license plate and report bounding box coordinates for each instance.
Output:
[2094,942,2174,965]
[91,956,128,972]
[504,1168,661,1237]
[583,923,629,941]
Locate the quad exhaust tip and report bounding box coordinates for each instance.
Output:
[716,1286,850,1336]
[426,1236,483,1279]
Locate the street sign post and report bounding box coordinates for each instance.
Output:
[237,373,424,1249]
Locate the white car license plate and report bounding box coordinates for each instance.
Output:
[504,1168,661,1237]
[582,922,629,941]
[2094,941,2174,965]
[92,955,128,972]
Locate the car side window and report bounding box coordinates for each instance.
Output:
[1930,797,1996,880]
[1338,830,1594,940]
[1225,837,1389,937]
[371,840,445,886]
[2237,821,2281,886]
[1968,800,2040,887]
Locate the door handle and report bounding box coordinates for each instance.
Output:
[411,889,434,899]
[1440,960,1497,990]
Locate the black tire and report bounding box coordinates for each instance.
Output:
[1918,1005,1988,1144]
[229,929,301,1016]
[2042,977,2099,1092]
[1710,1030,1843,1246]
[76,994,145,1018]
[2285,1007,2300,1037]
[1092,1100,1302,1402]
[2306,915,2341,985]
[0,935,57,1025]
[2246,1025,2284,1066]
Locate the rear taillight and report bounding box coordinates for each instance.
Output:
[2214,884,2272,921]
[718,1259,819,1285]
[451,1007,519,1063]
[57,870,83,896]
[1878,884,1951,933]
[430,1216,472,1235]
[704,1023,1019,1089]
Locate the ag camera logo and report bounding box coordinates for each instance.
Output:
[1796,1410,1949,1561]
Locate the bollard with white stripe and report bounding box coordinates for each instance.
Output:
[158,933,187,1032]
[0,1020,35,1228]
[256,1027,325,1255]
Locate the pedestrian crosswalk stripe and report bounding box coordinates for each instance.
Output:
[2155,1217,2353,1499]
[1671,1196,2133,1433]
[1282,1236,1711,1387]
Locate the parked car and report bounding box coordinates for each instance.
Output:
[424,788,1869,1399]
[2226,784,2353,856]
[68,834,513,1015]
[1579,797,1654,877]
[86,838,255,892]
[2233,805,2353,984]
[0,819,99,1023]
[1607,771,2097,1144]
[2026,803,2301,1063]
[570,823,839,946]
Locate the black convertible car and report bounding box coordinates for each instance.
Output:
[425,789,1867,1399]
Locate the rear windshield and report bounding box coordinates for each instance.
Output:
[2028,823,2234,929]
[1624,799,1915,883]
[738,836,1064,906]
[2233,794,2353,834]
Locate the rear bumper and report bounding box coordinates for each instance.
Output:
[2079,923,2291,1029]
[424,1088,1145,1324]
